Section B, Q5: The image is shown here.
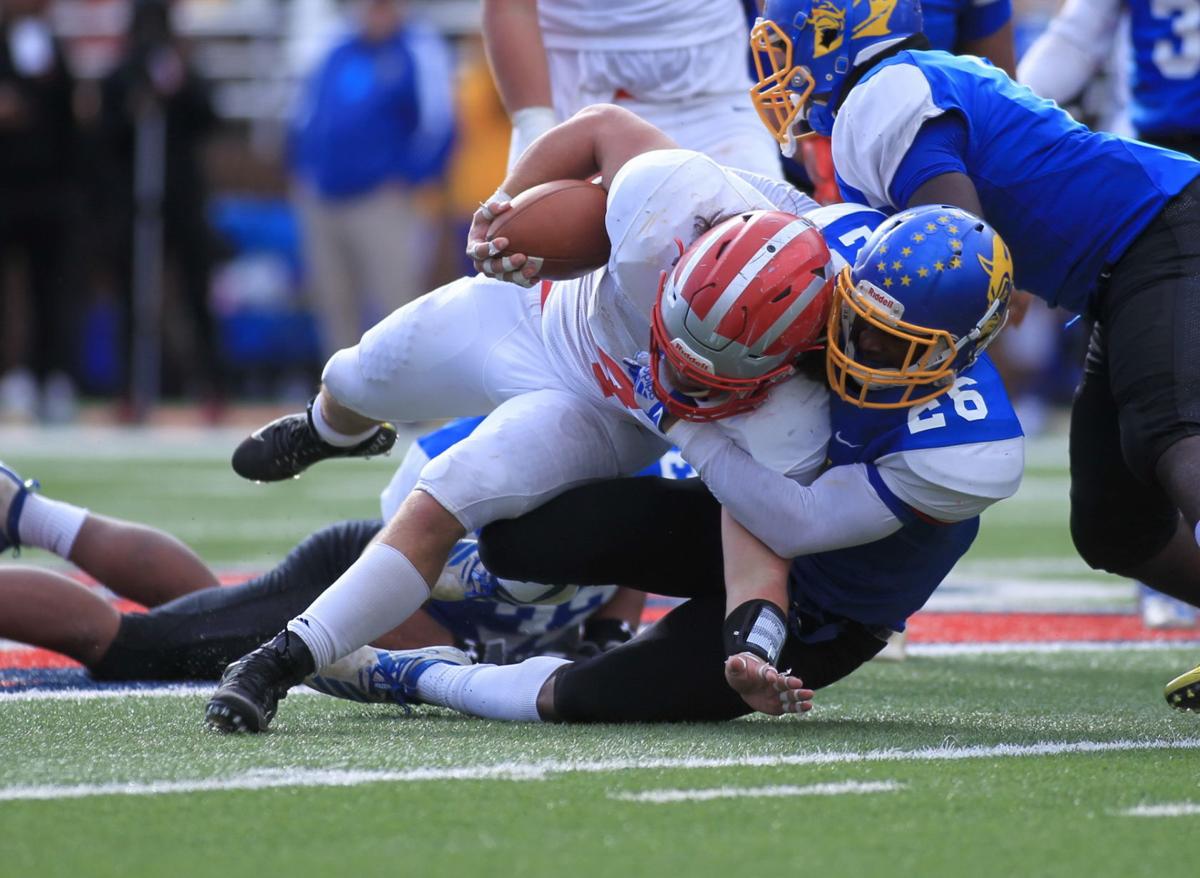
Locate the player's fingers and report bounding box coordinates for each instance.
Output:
[726,654,748,679]
[478,192,513,222]
[522,256,544,279]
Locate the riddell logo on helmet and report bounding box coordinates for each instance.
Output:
[670,339,715,375]
[860,283,904,318]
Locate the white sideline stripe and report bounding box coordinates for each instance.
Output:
[609,781,904,803]
[1,739,1198,802]
[1121,802,1200,817]
[908,641,1200,656]
[0,684,322,703]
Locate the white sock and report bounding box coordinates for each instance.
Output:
[288,543,430,669]
[415,655,568,722]
[311,395,376,448]
[17,495,88,557]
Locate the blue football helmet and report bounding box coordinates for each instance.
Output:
[750,0,922,149]
[826,205,1013,409]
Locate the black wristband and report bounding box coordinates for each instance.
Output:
[723,600,788,665]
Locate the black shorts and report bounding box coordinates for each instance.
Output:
[481,477,887,722]
[1069,177,1200,571]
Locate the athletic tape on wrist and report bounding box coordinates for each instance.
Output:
[723,600,788,666]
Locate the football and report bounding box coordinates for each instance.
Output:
[486,179,611,280]
[494,580,580,606]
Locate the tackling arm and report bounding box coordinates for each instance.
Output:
[669,422,903,559]
[961,20,1017,79]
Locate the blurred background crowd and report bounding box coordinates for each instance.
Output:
[0,0,1155,427]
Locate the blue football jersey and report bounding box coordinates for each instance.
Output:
[1127,0,1200,137]
[922,0,1012,52]
[426,588,617,663]
[805,202,887,268]
[832,50,1200,312]
[788,354,1022,634]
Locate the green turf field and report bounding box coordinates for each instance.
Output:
[2,428,1198,877]
[2,650,1198,877]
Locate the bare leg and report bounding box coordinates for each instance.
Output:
[68,513,218,607]
[317,385,379,436]
[0,568,120,666]
[377,490,467,584]
[372,608,455,651]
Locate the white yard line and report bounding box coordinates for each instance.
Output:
[1121,803,1200,817]
[609,781,904,803]
[1,739,1198,802]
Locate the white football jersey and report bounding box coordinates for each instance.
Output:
[540,148,830,485]
[537,0,744,51]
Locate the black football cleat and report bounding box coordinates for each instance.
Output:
[1165,662,1200,711]
[231,399,397,482]
[205,630,317,733]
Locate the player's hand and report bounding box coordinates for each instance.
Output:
[724,652,814,716]
[465,193,542,287]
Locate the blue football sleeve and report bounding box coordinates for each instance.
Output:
[887,112,971,210]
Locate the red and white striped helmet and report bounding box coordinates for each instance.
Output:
[650,210,833,421]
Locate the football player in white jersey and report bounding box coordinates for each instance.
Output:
[205,105,848,732]
[302,206,1024,722]
[483,0,782,179]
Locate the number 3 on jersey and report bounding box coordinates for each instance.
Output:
[908,377,989,434]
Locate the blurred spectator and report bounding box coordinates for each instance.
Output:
[289,0,455,359]
[1020,0,1200,157]
[0,0,80,423]
[98,0,222,417]
[442,36,509,279]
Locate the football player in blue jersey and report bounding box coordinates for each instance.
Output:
[750,0,1200,710]
[1020,0,1200,160]
[306,206,1024,721]
[0,436,646,687]
[922,0,1014,75]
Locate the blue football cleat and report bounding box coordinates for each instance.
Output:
[305,645,471,706]
[0,461,38,556]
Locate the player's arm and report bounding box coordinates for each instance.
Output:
[480,0,559,170]
[466,104,676,277]
[956,0,1016,78]
[669,420,905,558]
[720,510,813,716]
[1017,0,1119,105]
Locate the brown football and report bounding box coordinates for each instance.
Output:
[486,179,611,280]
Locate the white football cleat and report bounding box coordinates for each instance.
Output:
[305,645,471,705]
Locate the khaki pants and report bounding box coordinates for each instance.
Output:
[294,183,429,358]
